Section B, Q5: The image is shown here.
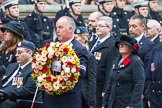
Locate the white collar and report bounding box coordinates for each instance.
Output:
[20,59,32,69]
[98,35,110,44]
[135,33,144,42]
[63,37,74,45]
[150,34,159,42]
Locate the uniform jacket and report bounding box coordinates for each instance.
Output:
[0,49,17,68]
[138,35,155,98]
[54,8,85,27]
[24,12,53,48]
[149,11,162,26]
[103,54,145,108]
[82,52,96,107]
[153,35,160,45]
[5,16,31,41]
[1,63,42,101]
[109,7,133,37]
[90,36,119,107]
[148,44,162,108]
[43,38,88,108]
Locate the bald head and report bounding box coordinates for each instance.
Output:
[88,11,103,32]
[146,19,161,40]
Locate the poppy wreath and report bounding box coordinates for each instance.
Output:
[31,42,80,95]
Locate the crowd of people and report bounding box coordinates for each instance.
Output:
[0,0,162,108]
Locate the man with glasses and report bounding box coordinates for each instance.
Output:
[90,16,119,108]
[0,40,42,108]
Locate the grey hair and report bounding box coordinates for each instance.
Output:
[130,14,146,25]
[147,19,161,30]
[61,16,76,33]
[98,16,113,28]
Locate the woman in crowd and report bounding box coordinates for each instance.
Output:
[74,26,96,108]
[0,21,23,71]
[102,35,145,108]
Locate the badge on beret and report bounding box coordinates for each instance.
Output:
[18,42,21,47]
[76,29,80,34]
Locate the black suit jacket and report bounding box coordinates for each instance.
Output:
[44,38,88,108]
[0,63,42,108]
[1,63,42,101]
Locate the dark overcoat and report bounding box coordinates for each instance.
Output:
[91,36,119,107]
[148,44,162,108]
[43,38,88,108]
[103,54,145,108]
[82,52,96,107]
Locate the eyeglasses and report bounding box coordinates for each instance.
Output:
[16,49,30,55]
[96,24,109,28]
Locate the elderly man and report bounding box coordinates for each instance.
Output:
[0,40,42,108]
[146,19,161,44]
[90,16,119,107]
[147,27,162,108]
[43,16,88,108]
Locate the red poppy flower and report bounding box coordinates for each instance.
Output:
[122,58,131,67]
[134,43,139,50]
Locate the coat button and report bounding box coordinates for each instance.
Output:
[159,91,161,93]
[159,81,161,83]
[152,81,155,83]
[116,83,120,87]
[152,90,155,93]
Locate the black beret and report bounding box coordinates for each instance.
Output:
[17,40,36,52]
[74,26,88,34]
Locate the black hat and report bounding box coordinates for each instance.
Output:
[115,35,139,53]
[2,21,23,38]
[0,17,10,28]
[17,40,36,52]
[74,26,88,34]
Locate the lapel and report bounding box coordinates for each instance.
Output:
[153,35,160,44]
[113,54,135,70]
[92,36,113,53]
[1,63,19,85]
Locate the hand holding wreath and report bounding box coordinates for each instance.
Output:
[31,42,80,95]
